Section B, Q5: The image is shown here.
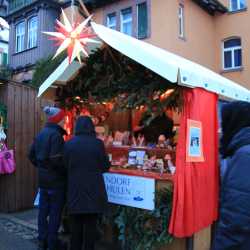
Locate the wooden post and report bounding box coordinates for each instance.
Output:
[193,226,211,250]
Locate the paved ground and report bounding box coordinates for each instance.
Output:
[0,227,37,250]
[0,209,70,249]
[0,209,120,250]
[0,210,38,250]
[11,209,38,228]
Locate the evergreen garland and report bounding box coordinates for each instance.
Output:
[101,188,173,250]
[31,52,66,89]
[0,103,7,129]
[55,47,183,112]
[0,66,12,81]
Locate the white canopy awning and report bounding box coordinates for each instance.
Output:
[38,22,250,101]
[37,58,84,97]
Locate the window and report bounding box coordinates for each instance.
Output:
[107,13,116,30]
[0,52,7,66]
[178,4,184,38]
[121,7,132,36]
[15,21,25,52]
[230,0,246,11]
[137,2,148,39]
[2,52,7,65]
[27,16,38,49]
[223,38,242,70]
[105,2,150,39]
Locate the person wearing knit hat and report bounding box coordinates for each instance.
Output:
[28,106,67,250]
[44,106,65,124]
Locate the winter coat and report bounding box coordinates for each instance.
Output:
[212,127,250,250]
[138,113,174,143]
[28,123,67,189]
[64,116,110,215]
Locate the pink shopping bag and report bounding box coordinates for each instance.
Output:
[0,144,16,174]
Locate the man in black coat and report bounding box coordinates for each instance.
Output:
[29,106,66,250]
[64,116,110,250]
[212,101,250,250]
[134,108,174,145]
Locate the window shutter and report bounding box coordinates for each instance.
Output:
[2,53,7,66]
[138,2,148,39]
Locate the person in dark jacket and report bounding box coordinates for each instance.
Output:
[134,108,174,145]
[28,106,66,250]
[64,116,110,250]
[212,101,250,250]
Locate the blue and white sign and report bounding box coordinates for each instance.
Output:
[103,173,155,210]
[34,189,40,207]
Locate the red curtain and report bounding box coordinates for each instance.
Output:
[169,88,219,237]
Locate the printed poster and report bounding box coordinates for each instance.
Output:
[186,119,204,162]
[103,173,155,210]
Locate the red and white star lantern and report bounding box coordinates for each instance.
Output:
[43,10,100,63]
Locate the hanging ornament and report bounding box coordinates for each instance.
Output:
[160,89,175,101]
[43,9,100,63]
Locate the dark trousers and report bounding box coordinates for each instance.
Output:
[38,188,65,250]
[70,214,98,250]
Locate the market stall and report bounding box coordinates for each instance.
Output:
[36,7,250,250]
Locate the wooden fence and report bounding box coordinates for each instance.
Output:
[0,81,48,212]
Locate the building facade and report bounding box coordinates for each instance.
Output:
[0,0,8,67]
[215,0,250,89]
[5,0,250,89]
[92,0,250,89]
[6,0,64,81]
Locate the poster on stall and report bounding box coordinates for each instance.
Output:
[103,173,155,210]
[186,119,204,162]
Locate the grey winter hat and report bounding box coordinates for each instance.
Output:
[43,106,65,124]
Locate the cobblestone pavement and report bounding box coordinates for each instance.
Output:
[0,216,38,250]
[0,217,38,242]
[0,212,68,249]
[0,209,120,250]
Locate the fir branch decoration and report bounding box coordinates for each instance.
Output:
[31,52,66,89]
[55,47,183,111]
[0,66,12,80]
[0,103,7,129]
[101,188,173,250]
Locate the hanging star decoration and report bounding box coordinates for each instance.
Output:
[43,10,100,63]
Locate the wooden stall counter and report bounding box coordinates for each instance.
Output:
[106,145,175,159]
[105,147,211,250]
[107,167,186,250]
[106,145,175,182]
[109,167,174,182]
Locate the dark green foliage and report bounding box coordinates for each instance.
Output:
[56,48,183,111]
[31,52,66,89]
[0,103,7,129]
[0,66,12,81]
[101,188,173,250]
